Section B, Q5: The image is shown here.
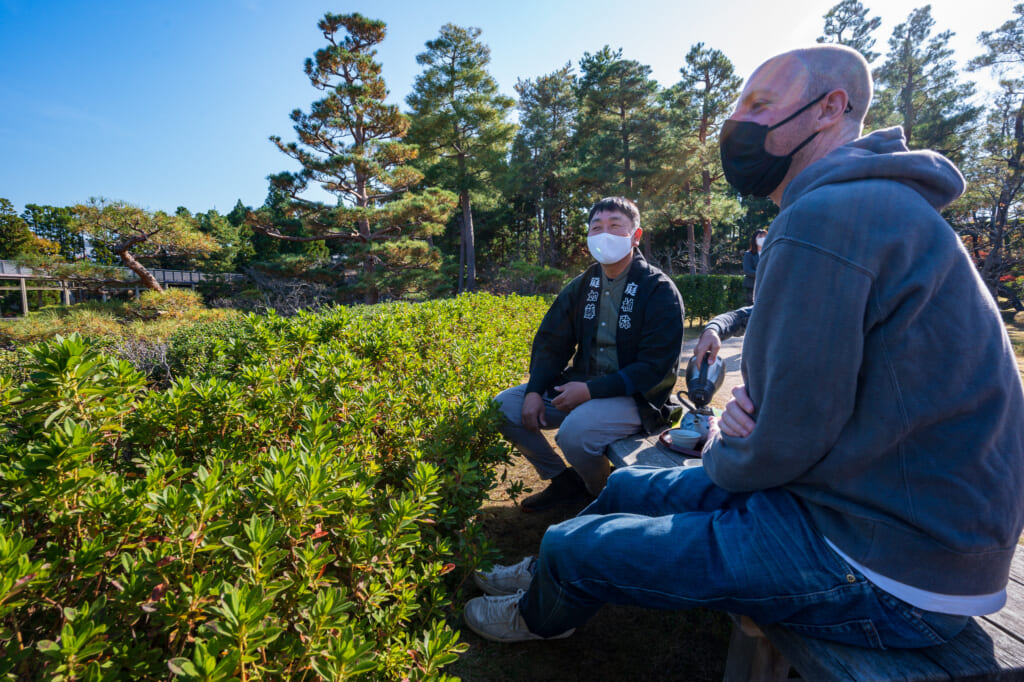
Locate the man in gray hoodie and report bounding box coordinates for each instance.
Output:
[464,45,1024,650]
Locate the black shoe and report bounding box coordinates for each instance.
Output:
[521,468,590,512]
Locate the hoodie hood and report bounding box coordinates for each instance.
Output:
[781,126,966,212]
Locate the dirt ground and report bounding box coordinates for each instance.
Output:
[449,369,741,681]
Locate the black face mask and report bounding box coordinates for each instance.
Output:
[719,92,829,197]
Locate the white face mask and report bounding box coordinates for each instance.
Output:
[588,231,635,265]
[756,238,765,248]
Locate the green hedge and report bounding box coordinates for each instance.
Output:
[0,293,548,680]
[672,274,747,324]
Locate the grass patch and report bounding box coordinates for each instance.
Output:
[0,298,241,346]
[0,297,244,386]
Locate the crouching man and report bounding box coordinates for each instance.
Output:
[494,196,685,511]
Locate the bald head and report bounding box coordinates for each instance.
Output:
[725,44,874,203]
[767,45,872,137]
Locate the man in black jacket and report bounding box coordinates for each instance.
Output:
[494,197,685,511]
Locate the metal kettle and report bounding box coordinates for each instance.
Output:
[684,353,725,409]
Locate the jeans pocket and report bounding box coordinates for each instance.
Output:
[780,618,885,649]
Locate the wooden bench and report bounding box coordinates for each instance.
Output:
[606,429,692,469]
[605,433,1024,681]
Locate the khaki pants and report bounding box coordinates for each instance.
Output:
[494,383,642,495]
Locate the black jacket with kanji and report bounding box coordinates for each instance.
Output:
[524,252,686,433]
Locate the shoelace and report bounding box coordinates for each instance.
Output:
[501,590,526,632]
[491,560,530,583]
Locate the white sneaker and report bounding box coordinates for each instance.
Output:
[463,591,575,643]
[473,556,536,596]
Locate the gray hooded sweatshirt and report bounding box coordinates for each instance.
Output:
[704,127,1024,596]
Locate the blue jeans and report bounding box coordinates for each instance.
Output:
[519,466,968,648]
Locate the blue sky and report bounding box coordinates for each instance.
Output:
[0,0,1013,215]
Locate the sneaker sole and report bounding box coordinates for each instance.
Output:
[464,618,575,643]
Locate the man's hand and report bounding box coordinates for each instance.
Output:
[719,385,756,438]
[551,381,591,412]
[521,391,547,432]
[693,328,722,365]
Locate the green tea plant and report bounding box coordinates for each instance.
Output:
[0,292,548,680]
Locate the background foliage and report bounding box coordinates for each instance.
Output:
[5,1,1022,311]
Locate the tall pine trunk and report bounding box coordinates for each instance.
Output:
[901,42,916,146]
[461,188,476,291]
[457,213,465,294]
[355,169,379,305]
[700,168,713,273]
[542,187,555,265]
[687,223,697,275]
[358,213,378,305]
[538,207,547,267]
[621,105,632,193]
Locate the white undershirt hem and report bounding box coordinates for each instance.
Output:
[824,537,1006,617]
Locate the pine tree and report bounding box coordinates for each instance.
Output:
[21,204,84,261]
[253,13,456,303]
[955,4,1024,301]
[192,209,251,273]
[575,47,663,204]
[971,2,1024,70]
[816,0,882,63]
[508,64,581,265]
[223,200,258,270]
[651,44,742,274]
[72,198,216,292]
[406,24,515,293]
[872,6,980,159]
[0,199,34,259]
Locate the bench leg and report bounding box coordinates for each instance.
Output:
[722,616,791,682]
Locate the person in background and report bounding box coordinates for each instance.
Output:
[492,196,685,512]
[743,229,767,304]
[463,44,1024,650]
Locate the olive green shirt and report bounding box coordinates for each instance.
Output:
[591,269,628,376]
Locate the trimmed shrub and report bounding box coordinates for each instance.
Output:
[127,287,205,319]
[673,274,747,324]
[0,292,548,680]
[166,314,257,380]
